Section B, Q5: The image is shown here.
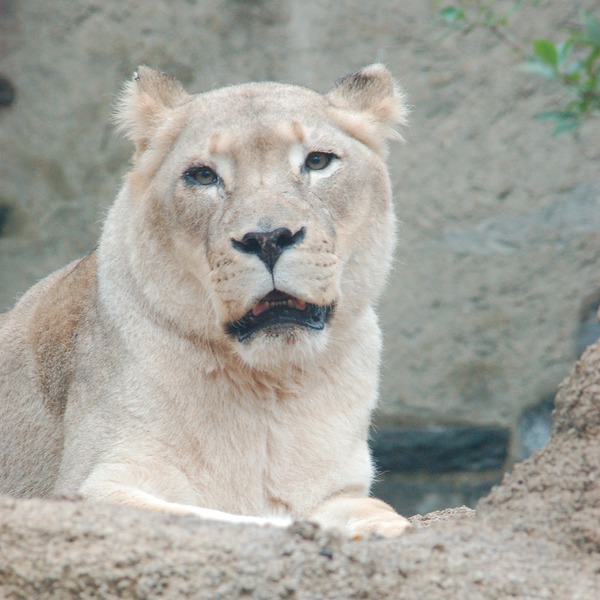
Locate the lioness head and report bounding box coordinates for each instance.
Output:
[109,65,407,369]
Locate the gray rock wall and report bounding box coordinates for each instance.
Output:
[1,0,599,512]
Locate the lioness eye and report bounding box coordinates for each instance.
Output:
[305,152,336,171]
[185,166,219,186]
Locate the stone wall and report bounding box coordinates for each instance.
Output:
[1,0,599,514]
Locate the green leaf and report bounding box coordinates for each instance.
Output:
[439,7,466,23]
[553,119,580,136]
[484,13,500,27]
[534,110,580,136]
[520,61,558,80]
[583,47,600,80]
[535,110,577,122]
[507,1,523,18]
[582,12,600,47]
[533,39,559,68]
[564,58,584,80]
[556,39,572,68]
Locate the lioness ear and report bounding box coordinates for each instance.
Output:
[327,64,408,152]
[114,66,188,154]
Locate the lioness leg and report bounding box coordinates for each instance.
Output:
[76,464,292,528]
[80,481,292,528]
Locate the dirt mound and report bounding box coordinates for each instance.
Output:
[1,342,599,598]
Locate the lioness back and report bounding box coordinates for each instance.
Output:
[0,66,411,537]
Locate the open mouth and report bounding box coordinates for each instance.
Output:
[226,290,333,342]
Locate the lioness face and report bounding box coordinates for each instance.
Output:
[116,67,405,368]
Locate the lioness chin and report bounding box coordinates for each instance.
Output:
[0,65,409,538]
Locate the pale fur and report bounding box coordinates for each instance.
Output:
[0,65,409,537]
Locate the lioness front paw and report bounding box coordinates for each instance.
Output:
[347,512,411,539]
[310,496,411,539]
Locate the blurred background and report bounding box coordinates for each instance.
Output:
[1,0,599,516]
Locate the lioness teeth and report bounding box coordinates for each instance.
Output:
[252,298,307,317]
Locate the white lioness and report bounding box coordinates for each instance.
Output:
[0,65,409,537]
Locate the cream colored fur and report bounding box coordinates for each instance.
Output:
[0,65,409,537]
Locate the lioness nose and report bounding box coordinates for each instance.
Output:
[232,227,305,272]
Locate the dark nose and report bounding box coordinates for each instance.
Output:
[232,227,305,272]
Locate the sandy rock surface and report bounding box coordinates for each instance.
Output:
[1,341,599,599]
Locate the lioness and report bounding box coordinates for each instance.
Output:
[0,65,409,537]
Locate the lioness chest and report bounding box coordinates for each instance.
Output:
[56,329,375,518]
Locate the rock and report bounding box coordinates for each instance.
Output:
[0,75,15,107]
[371,426,510,473]
[577,297,600,357]
[372,472,500,517]
[379,177,600,439]
[0,205,9,236]
[518,395,554,460]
